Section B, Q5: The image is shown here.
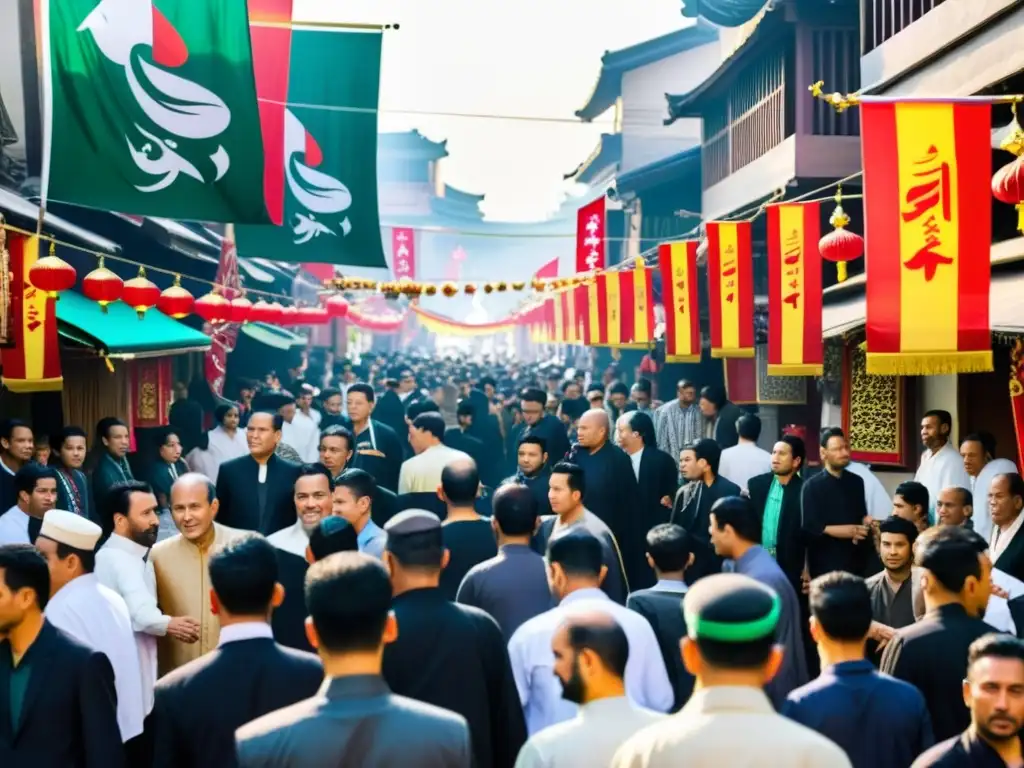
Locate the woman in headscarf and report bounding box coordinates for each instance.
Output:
[148,426,189,513]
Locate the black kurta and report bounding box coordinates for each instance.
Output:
[382,587,526,768]
[801,469,870,578]
[504,467,552,518]
[215,453,301,535]
[626,448,679,590]
[520,415,570,467]
[672,475,742,584]
[569,441,637,556]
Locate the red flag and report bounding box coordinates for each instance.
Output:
[534,258,559,280]
[706,221,755,358]
[576,197,606,273]
[659,241,701,363]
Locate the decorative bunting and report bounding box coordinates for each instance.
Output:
[411,304,515,336]
[659,241,701,363]
[1,233,63,392]
[863,100,993,375]
[706,221,755,358]
[766,202,823,376]
[576,197,606,273]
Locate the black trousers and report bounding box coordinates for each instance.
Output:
[124,712,154,768]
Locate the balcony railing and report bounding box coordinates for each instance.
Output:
[812,28,861,136]
[862,0,948,54]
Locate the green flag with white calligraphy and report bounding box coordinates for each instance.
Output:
[42,0,269,222]
[236,28,387,267]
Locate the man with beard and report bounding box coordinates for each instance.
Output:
[518,389,570,468]
[508,436,552,518]
[513,612,665,768]
[267,464,333,559]
[914,634,1024,766]
[96,481,200,761]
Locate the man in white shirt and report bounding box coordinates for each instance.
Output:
[36,509,146,743]
[278,392,320,464]
[513,612,664,768]
[95,480,200,734]
[507,530,673,736]
[846,461,895,522]
[295,384,322,428]
[960,431,1018,543]
[398,412,469,494]
[914,409,971,522]
[718,414,771,493]
[268,464,334,558]
[0,463,57,545]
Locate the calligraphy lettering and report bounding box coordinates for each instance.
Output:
[901,145,955,282]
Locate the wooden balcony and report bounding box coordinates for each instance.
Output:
[861,0,947,54]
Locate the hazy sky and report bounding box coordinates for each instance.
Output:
[293,0,689,222]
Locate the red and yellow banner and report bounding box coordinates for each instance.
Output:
[411,304,516,337]
[659,241,701,363]
[1,233,63,392]
[628,257,655,347]
[603,271,623,347]
[706,221,754,358]
[574,284,590,344]
[766,202,823,376]
[576,197,606,273]
[564,286,578,343]
[863,100,992,375]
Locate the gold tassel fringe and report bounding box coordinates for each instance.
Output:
[711,348,756,359]
[865,350,994,376]
[665,354,702,364]
[767,364,824,377]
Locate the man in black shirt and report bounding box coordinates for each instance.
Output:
[801,428,872,579]
[914,633,1024,767]
[518,389,569,467]
[880,526,998,743]
[439,459,497,600]
[506,436,551,518]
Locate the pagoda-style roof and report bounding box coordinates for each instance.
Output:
[680,0,770,27]
[616,145,701,196]
[664,5,782,124]
[564,133,622,185]
[377,129,449,161]
[576,21,719,122]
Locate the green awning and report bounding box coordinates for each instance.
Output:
[57,290,211,358]
[239,322,306,351]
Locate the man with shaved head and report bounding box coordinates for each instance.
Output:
[513,611,665,767]
[568,409,638,574]
[151,472,244,675]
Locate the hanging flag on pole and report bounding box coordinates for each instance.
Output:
[41,0,270,222]
[862,99,992,374]
[659,241,701,363]
[576,197,606,273]
[237,14,387,267]
[766,202,823,376]
[706,221,755,358]
[391,227,416,280]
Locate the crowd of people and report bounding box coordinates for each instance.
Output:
[1,350,1024,766]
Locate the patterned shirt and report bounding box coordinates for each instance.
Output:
[762,476,785,557]
[654,401,701,461]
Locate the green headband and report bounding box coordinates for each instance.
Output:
[685,592,782,643]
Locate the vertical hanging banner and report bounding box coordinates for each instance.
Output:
[1,234,62,392]
[863,100,992,374]
[575,284,590,344]
[130,359,172,429]
[659,241,701,363]
[629,258,655,346]
[706,221,755,358]
[553,293,565,343]
[42,0,270,222]
[391,227,416,280]
[603,271,623,346]
[617,268,636,348]
[238,15,387,266]
[586,276,607,346]
[565,287,578,344]
[576,197,606,273]
[766,202,823,376]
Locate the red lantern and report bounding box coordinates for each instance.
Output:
[28,241,77,299]
[230,295,252,323]
[122,267,160,319]
[325,294,349,318]
[157,275,195,319]
[993,155,1024,235]
[248,299,283,324]
[279,305,300,325]
[298,305,329,325]
[464,283,477,295]
[82,256,124,313]
[818,189,863,283]
[194,289,232,324]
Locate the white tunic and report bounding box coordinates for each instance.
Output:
[398,443,471,494]
[95,533,169,716]
[282,416,320,463]
[915,442,972,520]
[718,442,772,493]
[45,573,146,741]
[972,458,1019,543]
[0,505,32,545]
[846,462,895,522]
[267,519,310,559]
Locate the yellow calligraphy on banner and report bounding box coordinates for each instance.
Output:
[668,242,697,360]
[895,104,959,355]
[779,205,806,367]
[633,257,649,343]
[717,223,741,352]
[606,271,621,346]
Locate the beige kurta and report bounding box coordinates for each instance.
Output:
[151,522,243,676]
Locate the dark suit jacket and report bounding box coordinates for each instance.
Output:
[626,447,679,589]
[90,453,134,513]
[374,390,409,448]
[372,485,400,528]
[712,401,743,448]
[0,621,124,768]
[271,551,313,653]
[747,472,805,595]
[445,428,486,477]
[153,635,323,768]
[880,604,997,743]
[0,469,15,513]
[627,587,693,712]
[216,453,301,535]
[995,528,1024,584]
[235,674,472,768]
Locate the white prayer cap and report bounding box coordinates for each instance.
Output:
[39,509,102,552]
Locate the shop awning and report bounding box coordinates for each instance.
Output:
[57,291,211,358]
[0,188,119,253]
[239,322,306,351]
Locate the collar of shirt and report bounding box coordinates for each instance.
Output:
[0,458,14,476]
[730,545,766,573]
[577,696,633,720]
[218,622,273,647]
[500,543,535,556]
[992,511,1024,559]
[561,587,608,607]
[47,572,100,612]
[629,448,643,480]
[2,505,30,531]
[827,659,874,677]
[321,674,390,701]
[358,519,383,547]
[684,685,774,716]
[104,532,151,560]
[650,578,687,593]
